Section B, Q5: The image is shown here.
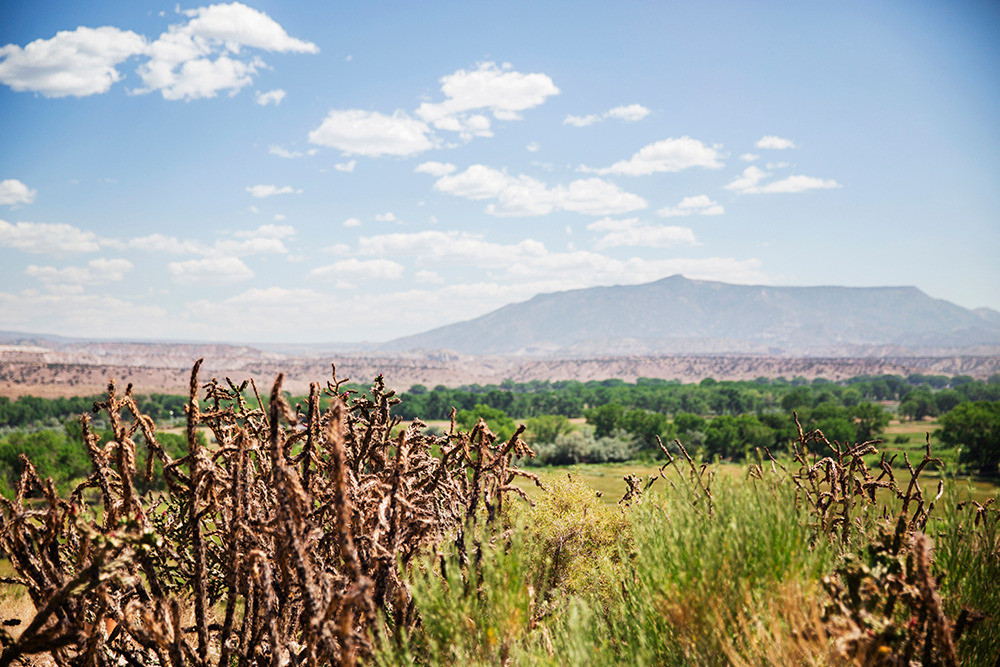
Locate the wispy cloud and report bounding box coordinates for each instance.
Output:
[564,103,651,127]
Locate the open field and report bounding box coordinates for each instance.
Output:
[515,460,999,506]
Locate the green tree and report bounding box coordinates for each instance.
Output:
[850,402,890,442]
[456,404,516,442]
[938,401,1000,477]
[584,403,625,439]
[525,415,573,445]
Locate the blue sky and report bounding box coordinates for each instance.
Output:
[1,1,998,343]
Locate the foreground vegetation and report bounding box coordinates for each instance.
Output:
[0,364,997,665]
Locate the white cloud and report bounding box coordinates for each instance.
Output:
[565,103,651,127]
[426,164,647,217]
[308,109,434,156]
[414,161,457,177]
[1,5,315,101]
[179,3,318,53]
[585,217,697,249]
[415,62,559,139]
[269,146,318,159]
[564,114,601,127]
[168,256,253,284]
[415,270,443,284]
[179,252,767,341]
[584,137,724,176]
[324,243,350,254]
[526,142,540,153]
[334,160,357,172]
[114,226,290,256]
[255,88,285,105]
[739,153,759,162]
[756,135,796,150]
[234,223,295,239]
[766,161,790,169]
[0,291,169,338]
[0,219,99,254]
[343,217,361,227]
[374,212,398,222]
[605,104,651,122]
[308,258,404,281]
[432,165,510,200]
[0,27,147,97]
[246,184,302,198]
[725,166,768,192]
[213,237,288,256]
[135,3,318,100]
[26,258,133,287]
[748,175,840,194]
[0,179,37,206]
[108,233,204,254]
[726,166,840,194]
[657,194,724,217]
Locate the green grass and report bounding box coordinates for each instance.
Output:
[380,467,1000,666]
[516,458,998,506]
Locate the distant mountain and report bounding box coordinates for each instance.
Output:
[381,275,1000,356]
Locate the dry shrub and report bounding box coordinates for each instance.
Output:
[0,361,539,666]
[757,417,986,666]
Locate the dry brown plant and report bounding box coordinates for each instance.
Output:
[0,360,538,666]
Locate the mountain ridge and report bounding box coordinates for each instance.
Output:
[381,275,1000,355]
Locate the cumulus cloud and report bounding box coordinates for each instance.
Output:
[308,109,434,157]
[255,88,285,105]
[657,195,724,217]
[0,4,316,100]
[168,256,253,284]
[309,62,557,157]
[739,153,759,162]
[246,184,302,198]
[425,164,647,217]
[334,160,357,172]
[583,137,723,176]
[374,212,398,222]
[26,258,133,288]
[0,179,37,206]
[343,217,361,227]
[179,3,316,52]
[0,27,147,97]
[136,3,318,100]
[0,219,99,254]
[605,104,651,122]
[756,135,796,150]
[564,103,651,126]
[725,166,840,194]
[415,62,558,139]
[308,258,404,281]
[585,217,697,249]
